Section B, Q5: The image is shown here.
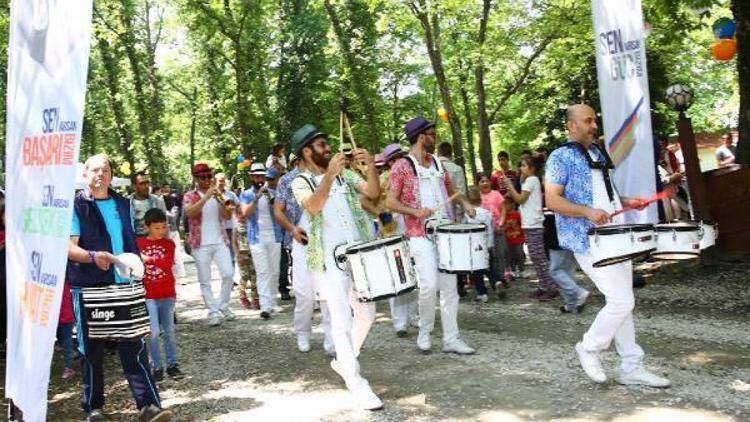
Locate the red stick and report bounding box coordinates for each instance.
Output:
[610,191,669,218]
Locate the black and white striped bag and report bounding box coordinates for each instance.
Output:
[81,282,150,340]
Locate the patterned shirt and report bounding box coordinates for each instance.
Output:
[183,190,230,250]
[545,140,609,254]
[275,168,302,248]
[389,154,453,239]
[239,186,284,245]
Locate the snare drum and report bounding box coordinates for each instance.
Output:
[652,221,701,260]
[81,282,150,340]
[435,223,489,274]
[698,221,718,250]
[588,224,656,267]
[336,235,418,302]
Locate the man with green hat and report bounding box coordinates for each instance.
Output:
[290,124,384,410]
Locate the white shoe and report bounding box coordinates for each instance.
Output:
[475,294,488,303]
[616,366,671,388]
[271,305,284,314]
[417,331,431,352]
[207,315,222,326]
[351,383,383,411]
[442,339,476,355]
[575,342,606,383]
[330,358,345,379]
[221,309,237,321]
[297,337,311,353]
[576,289,590,307]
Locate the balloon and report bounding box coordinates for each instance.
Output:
[237,154,245,163]
[242,159,252,168]
[120,161,131,176]
[711,38,737,61]
[237,163,243,170]
[437,107,448,123]
[712,17,736,39]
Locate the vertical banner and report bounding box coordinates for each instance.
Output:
[592,0,657,223]
[5,1,93,421]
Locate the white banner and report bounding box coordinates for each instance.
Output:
[592,0,657,223]
[5,1,93,421]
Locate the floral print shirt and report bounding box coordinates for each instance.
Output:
[275,168,302,248]
[183,189,230,251]
[545,141,609,254]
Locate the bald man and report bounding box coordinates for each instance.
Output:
[544,105,670,388]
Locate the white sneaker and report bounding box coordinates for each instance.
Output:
[616,366,671,388]
[221,309,237,321]
[351,383,383,411]
[271,305,284,314]
[576,289,590,308]
[297,337,311,353]
[442,339,476,355]
[417,331,431,352]
[207,315,222,326]
[475,294,488,303]
[330,358,345,379]
[575,342,606,383]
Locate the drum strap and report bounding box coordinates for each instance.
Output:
[563,142,616,203]
[404,153,442,177]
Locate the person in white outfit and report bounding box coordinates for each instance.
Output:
[386,116,476,355]
[274,154,333,354]
[545,104,670,388]
[240,163,284,320]
[291,124,383,410]
[183,164,236,326]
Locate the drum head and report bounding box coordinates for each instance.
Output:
[592,250,654,268]
[588,224,654,236]
[346,235,403,254]
[650,251,700,260]
[654,222,700,232]
[113,253,145,280]
[436,223,486,234]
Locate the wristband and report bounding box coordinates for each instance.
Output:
[88,251,96,264]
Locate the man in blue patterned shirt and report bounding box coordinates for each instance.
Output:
[274,154,333,354]
[545,104,670,388]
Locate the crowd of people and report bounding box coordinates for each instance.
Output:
[3,104,690,421]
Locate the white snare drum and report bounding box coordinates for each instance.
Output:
[588,224,656,267]
[698,221,718,250]
[336,235,418,302]
[652,222,701,260]
[435,223,489,274]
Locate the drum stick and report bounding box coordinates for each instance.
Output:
[610,191,669,218]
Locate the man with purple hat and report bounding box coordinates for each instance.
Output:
[240,163,284,320]
[184,163,235,326]
[386,117,476,355]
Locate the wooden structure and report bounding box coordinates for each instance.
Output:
[704,164,750,256]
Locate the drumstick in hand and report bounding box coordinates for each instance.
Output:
[610,191,669,218]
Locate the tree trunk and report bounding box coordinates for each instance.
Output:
[475,0,493,174]
[324,0,379,150]
[409,0,464,165]
[457,59,477,179]
[96,34,135,174]
[733,0,750,164]
[190,87,197,172]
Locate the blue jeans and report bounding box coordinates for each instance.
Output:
[145,298,177,370]
[56,322,74,368]
[548,249,587,310]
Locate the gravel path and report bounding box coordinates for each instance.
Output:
[21,258,750,421]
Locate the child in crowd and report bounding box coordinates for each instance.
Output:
[56,279,75,381]
[232,206,260,311]
[477,173,508,291]
[503,156,560,301]
[137,208,184,381]
[503,196,526,280]
[465,187,495,303]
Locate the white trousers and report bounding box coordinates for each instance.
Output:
[312,262,376,391]
[575,253,645,372]
[389,290,418,331]
[409,237,460,344]
[192,243,234,318]
[169,230,186,279]
[292,241,333,350]
[251,241,282,312]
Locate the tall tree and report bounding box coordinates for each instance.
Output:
[733,0,750,163]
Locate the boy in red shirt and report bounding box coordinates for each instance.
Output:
[137,208,184,382]
[503,197,526,280]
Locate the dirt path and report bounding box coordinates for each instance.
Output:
[26,259,750,420]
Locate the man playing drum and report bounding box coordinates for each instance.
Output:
[386,116,476,355]
[290,124,383,410]
[545,104,670,388]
